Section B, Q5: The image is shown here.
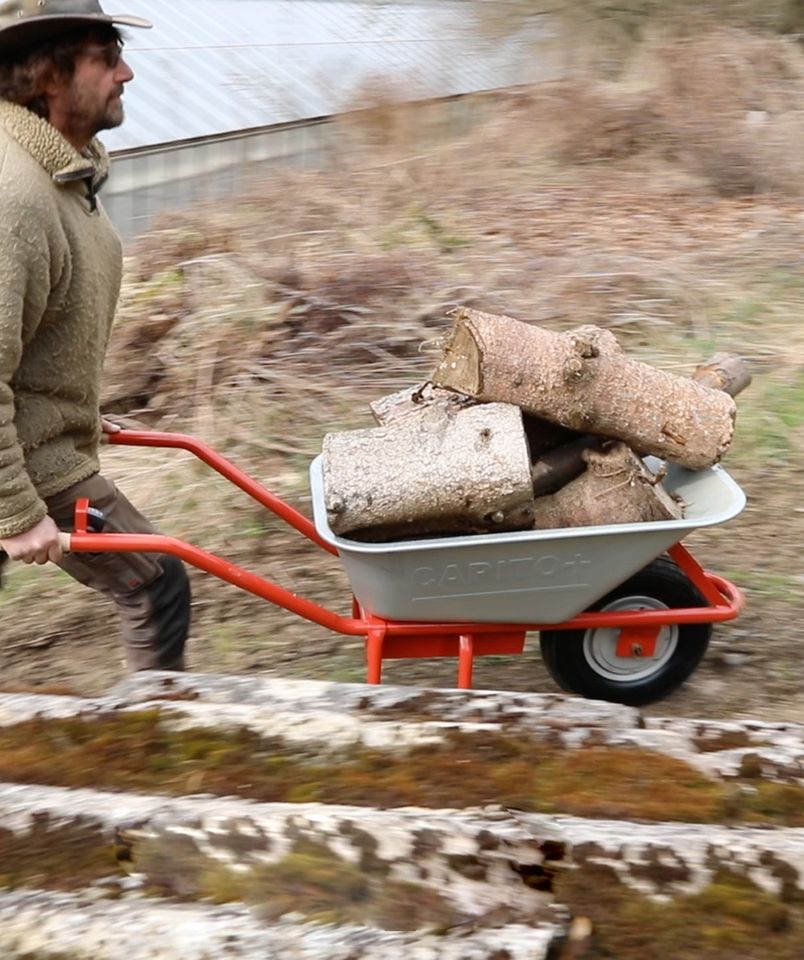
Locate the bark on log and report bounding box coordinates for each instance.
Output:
[431,308,736,470]
[372,382,576,458]
[323,403,535,538]
[530,442,683,530]
[531,435,604,498]
[693,352,752,397]
[369,382,474,426]
[529,352,752,497]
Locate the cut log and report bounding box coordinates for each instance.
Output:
[528,352,752,497]
[530,442,683,530]
[372,382,577,459]
[693,352,752,396]
[531,435,604,498]
[431,308,736,470]
[323,402,535,538]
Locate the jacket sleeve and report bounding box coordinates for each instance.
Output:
[0,224,50,538]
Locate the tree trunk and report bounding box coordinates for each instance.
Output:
[431,308,736,470]
[530,442,683,530]
[323,403,535,539]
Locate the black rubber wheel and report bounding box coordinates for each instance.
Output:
[539,555,712,706]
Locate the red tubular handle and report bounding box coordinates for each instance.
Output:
[67,530,365,636]
[107,429,337,555]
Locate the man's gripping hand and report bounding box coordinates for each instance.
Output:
[1,516,63,565]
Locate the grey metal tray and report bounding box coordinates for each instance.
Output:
[309,456,746,624]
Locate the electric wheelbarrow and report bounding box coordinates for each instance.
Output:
[59,430,746,707]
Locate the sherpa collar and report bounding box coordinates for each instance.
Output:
[0,99,110,189]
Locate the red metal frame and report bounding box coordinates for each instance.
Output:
[66,429,744,689]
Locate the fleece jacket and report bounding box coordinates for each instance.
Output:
[0,99,122,538]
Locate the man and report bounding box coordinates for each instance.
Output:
[0,0,191,671]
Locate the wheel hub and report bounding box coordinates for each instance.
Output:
[583,595,678,682]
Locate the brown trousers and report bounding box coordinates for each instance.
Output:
[45,474,191,671]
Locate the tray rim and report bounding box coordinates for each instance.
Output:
[308,455,746,556]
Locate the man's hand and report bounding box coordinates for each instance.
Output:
[101,417,121,435]
[0,516,63,565]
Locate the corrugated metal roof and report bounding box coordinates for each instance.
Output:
[102,0,551,150]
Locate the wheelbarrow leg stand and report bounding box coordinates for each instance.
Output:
[366,625,387,684]
[458,634,475,689]
[364,624,478,688]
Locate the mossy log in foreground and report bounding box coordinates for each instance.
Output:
[0,817,456,931]
[0,710,802,826]
[1,698,804,958]
[2,807,804,958]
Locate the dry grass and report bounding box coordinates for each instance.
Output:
[530,27,804,196]
[475,0,804,64]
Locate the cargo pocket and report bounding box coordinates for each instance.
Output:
[59,546,164,598]
[50,476,164,598]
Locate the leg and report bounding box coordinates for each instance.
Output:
[46,474,191,672]
[365,626,386,684]
[457,634,475,689]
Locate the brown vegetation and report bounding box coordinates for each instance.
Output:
[556,863,804,959]
[0,814,114,892]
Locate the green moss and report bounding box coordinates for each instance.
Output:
[1,712,803,828]
[129,267,185,305]
[557,864,804,959]
[736,783,804,823]
[247,840,373,921]
[132,837,457,930]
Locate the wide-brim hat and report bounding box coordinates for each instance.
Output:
[0,0,151,55]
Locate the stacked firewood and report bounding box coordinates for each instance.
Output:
[322,309,750,541]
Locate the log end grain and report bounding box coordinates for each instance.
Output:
[431,309,484,397]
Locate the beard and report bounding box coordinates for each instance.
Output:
[99,94,125,131]
[65,84,125,140]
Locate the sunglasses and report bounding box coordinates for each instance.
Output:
[82,40,126,69]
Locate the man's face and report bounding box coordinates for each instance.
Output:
[48,37,134,144]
